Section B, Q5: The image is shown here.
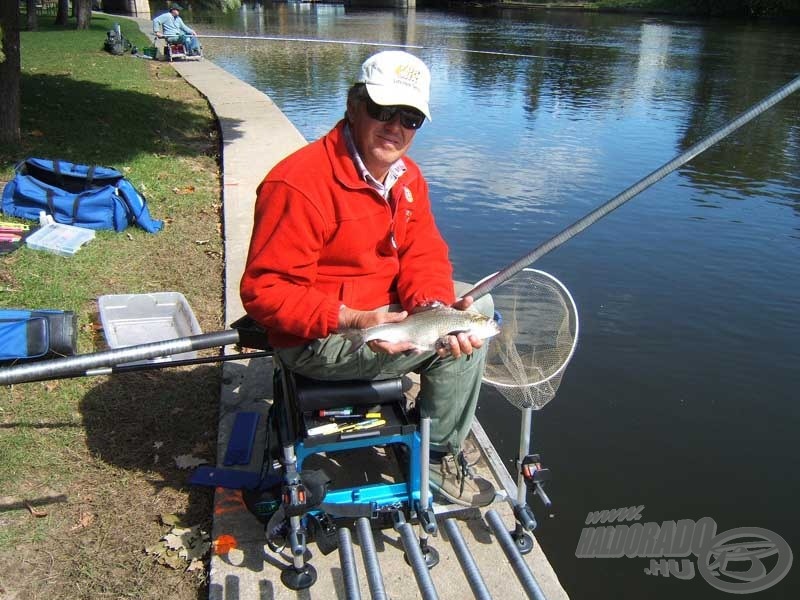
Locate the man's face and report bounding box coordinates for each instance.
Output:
[347,96,417,180]
[170,9,179,16]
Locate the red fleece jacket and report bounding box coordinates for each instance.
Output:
[240,120,455,348]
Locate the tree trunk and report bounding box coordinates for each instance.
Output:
[27,0,38,31]
[56,0,69,26]
[75,0,92,30]
[0,1,22,145]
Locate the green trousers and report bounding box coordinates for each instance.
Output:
[276,284,493,454]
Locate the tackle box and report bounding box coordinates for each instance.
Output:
[25,222,95,256]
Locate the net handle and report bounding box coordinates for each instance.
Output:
[477,268,579,389]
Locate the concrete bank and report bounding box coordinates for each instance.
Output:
[135,20,568,599]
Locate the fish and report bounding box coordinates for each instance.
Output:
[342,306,501,352]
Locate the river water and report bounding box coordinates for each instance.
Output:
[167,3,799,598]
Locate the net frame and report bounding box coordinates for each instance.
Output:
[477,268,579,410]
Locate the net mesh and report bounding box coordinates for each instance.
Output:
[481,269,578,410]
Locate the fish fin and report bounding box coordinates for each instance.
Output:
[339,328,365,355]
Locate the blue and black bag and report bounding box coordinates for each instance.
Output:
[1,158,163,233]
[0,309,77,362]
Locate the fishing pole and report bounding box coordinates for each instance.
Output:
[199,34,549,61]
[464,73,800,301]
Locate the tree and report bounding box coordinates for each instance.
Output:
[0,2,21,145]
[0,2,20,144]
[27,0,38,31]
[56,0,69,27]
[75,0,91,30]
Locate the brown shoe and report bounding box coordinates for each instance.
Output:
[429,451,496,507]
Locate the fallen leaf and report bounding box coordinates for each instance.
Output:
[70,510,94,531]
[172,185,195,195]
[186,558,204,572]
[174,454,207,470]
[160,513,182,527]
[191,441,210,454]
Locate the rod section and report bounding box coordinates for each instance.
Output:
[465,73,800,300]
[443,519,492,600]
[486,509,547,600]
[0,330,240,386]
[338,527,361,600]
[356,517,387,600]
[398,522,439,600]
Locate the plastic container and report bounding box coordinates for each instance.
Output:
[25,222,95,256]
[97,292,202,363]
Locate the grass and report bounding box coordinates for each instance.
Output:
[0,13,223,599]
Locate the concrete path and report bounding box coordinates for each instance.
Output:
[135,19,568,599]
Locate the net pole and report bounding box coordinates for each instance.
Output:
[464,73,800,301]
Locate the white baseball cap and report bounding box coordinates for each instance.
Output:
[359,51,432,121]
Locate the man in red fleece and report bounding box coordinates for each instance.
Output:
[241,51,495,507]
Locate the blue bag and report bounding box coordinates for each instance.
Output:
[0,309,77,362]
[1,158,163,233]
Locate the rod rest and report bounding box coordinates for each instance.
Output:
[230,314,273,351]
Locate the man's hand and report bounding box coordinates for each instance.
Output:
[338,306,416,355]
[155,32,164,39]
[436,295,484,359]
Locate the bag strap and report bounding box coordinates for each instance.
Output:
[84,165,96,189]
[51,159,65,189]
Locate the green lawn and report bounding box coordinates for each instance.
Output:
[0,13,223,599]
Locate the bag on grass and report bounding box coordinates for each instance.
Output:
[1,158,163,233]
[104,27,132,56]
[0,309,77,362]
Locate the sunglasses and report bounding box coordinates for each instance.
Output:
[364,97,426,130]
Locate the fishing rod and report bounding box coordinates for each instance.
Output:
[0,330,245,386]
[199,34,549,60]
[464,73,800,301]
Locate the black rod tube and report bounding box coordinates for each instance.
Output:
[338,527,362,600]
[356,517,387,600]
[0,330,240,386]
[486,509,547,600]
[398,522,439,600]
[443,519,492,600]
[465,73,800,301]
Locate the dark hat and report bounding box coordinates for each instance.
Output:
[170,3,183,10]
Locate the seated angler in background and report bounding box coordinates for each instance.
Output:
[153,3,202,56]
[241,50,497,508]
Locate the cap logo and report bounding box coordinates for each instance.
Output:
[394,64,423,90]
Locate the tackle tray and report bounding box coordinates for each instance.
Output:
[301,401,415,448]
[97,292,202,363]
[25,222,95,256]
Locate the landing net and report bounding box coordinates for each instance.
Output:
[480,269,578,410]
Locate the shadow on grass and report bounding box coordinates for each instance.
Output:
[79,365,221,525]
[1,70,243,168]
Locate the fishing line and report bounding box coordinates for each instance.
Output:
[199,34,550,60]
[464,73,800,301]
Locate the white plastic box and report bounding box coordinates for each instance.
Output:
[97,292,202,363]
[26,222,95,256]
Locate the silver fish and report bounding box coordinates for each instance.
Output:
[343,306,500,352]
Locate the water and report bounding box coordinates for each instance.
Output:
[177,4,799,598]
